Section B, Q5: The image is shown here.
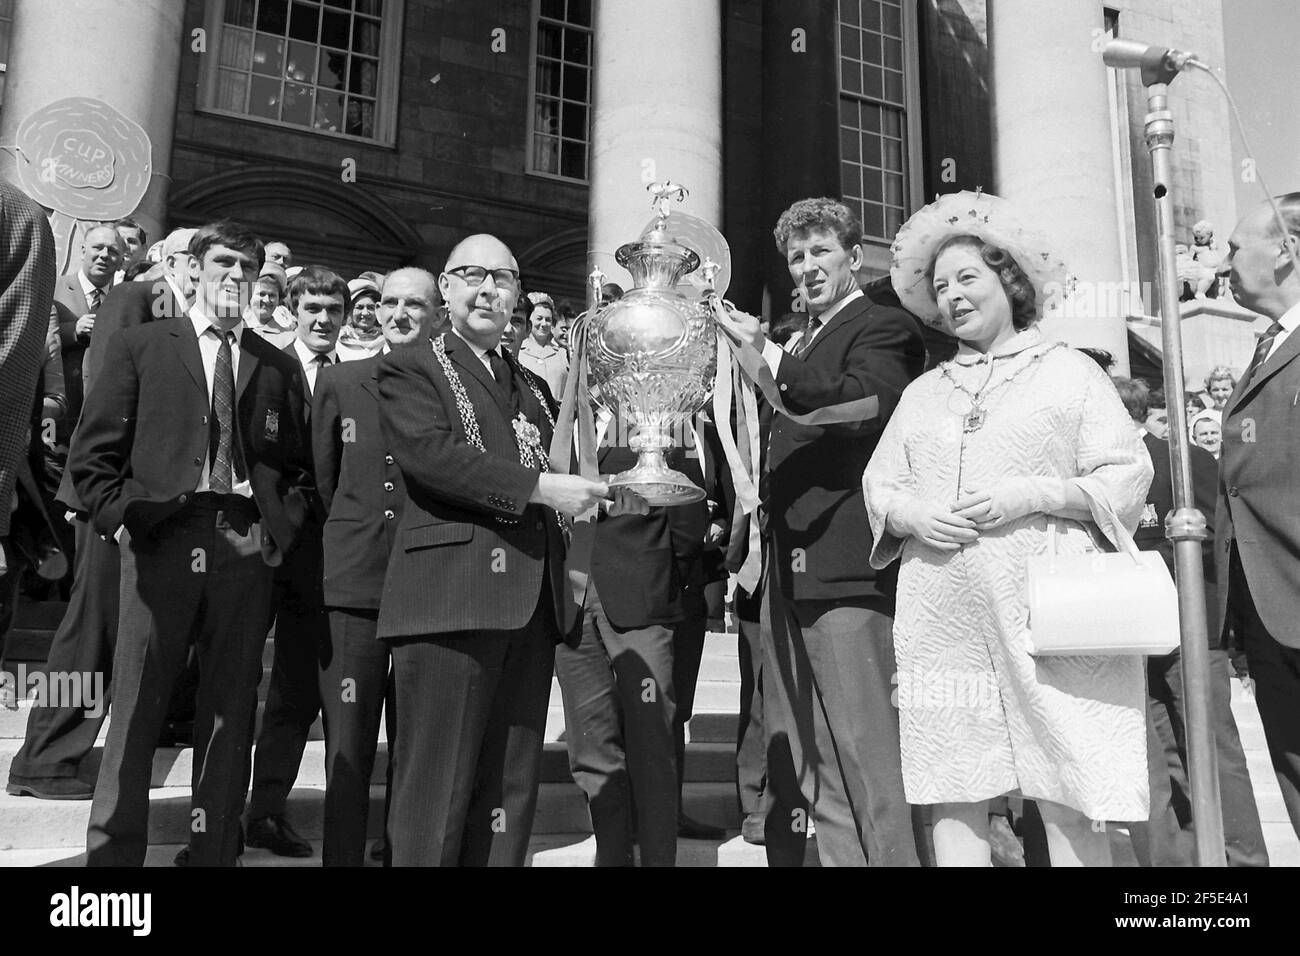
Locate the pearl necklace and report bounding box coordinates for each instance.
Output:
[940,342,1062,432]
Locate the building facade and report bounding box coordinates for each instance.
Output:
[0,0,1261,375]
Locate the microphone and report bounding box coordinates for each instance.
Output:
[1102,39,1205,79]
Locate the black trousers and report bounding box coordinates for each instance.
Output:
[1229,545,1300,841]
[555,583,682,866]
[734,582,768,818]
[319,607,393,866]
[387,595,556,866]
[9,517,117,780]
[761,582,921,867]
[1147,647,1268,866]
[672,587,707,802]
[87,497,273,866]
[246,556,327,822]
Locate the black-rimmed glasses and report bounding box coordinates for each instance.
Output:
[445,265,519,287]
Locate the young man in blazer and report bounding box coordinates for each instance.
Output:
[243,266,346,858]
[312,266,438,865]
[714,197,926,867]
[376,233,617,866]
[71,220,313,867]
[1217,194,1300,841]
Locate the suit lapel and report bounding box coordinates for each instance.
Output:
[801,295,869,361]
[168,317,207,396]
[236,329,262,402]
[444,332,512,419]
[360,359,380,401]
[1230,329,1300,414]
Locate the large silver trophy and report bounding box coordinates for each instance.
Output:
[586,183,718,505]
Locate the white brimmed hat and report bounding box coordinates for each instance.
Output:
[889,189,1072,332]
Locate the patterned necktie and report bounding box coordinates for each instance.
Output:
[89,287,103,312]
[792,316,822,358]
[210,328,237,494]
[1243,320,1286,385]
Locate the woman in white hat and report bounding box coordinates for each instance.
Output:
[862,191,1154,866]
[336,274,387,362]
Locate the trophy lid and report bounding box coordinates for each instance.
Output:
[615,181,701,289]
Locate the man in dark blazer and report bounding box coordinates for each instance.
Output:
[376,233,612,866]
[51,225,122,452]
[312,266,438,865]
[242,265,345,858]
[1217,194,1300,841]
[1115,378,1266,867]
[71,220,313,867]
[6,232,194,800]
[714,197,926,867]
[554,421,702,866]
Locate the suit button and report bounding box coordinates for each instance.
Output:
[384,509,395,520]
[779,383,788,392]
[179,494,188,504]
[1229,486,1239,497]
[193,456,202,466]
[383,481,394,492]
[384,455,394,465]
[201,415,208,425]
[535,520,544,531]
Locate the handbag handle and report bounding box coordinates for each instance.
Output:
[1044,483,1143,569]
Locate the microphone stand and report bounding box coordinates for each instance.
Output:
[1137,60,1225,867]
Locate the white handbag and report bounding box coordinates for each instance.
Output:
[1025,499,1182,657]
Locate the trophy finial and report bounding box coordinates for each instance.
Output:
[647,180,689,227]
[700,257,720,292]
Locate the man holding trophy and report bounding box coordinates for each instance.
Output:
[714,197,927,866]
[375,233,624,866]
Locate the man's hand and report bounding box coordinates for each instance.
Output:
[604,487,651,517]
[704,519,728,550]
[888,499,978,551]
[75,314,95,338]
[531,472,610,517]
[711,301,764,351]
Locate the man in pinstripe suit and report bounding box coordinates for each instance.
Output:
[375,233,629,866]
[0,180,56,582]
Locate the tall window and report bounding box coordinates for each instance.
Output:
[198,0,402,145]
[0,0,14,111]
[528,0,592,182]
[838,0,918,245]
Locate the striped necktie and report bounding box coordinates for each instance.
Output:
[209,328,238,493]
[1242,319,1286,386]
[792,316,821,358]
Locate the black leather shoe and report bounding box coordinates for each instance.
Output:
[6,775,93,800]
[174,827,243,866]
[246,815,313,857]
[677,814,727,840]
[741,812,766,845]
[369,837,387,862]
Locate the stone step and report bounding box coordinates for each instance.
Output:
[0,779,738,850]
[0,736,739,790]
[0,831,782,867]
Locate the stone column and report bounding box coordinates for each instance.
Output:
[988,0,1130,372]
[588,0,722,291]
[0,0,185,244]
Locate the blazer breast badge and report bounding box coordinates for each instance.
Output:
[264,409,280,441]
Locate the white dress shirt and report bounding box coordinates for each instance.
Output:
[760,287,865,375]
[451,327,501,378]
[190,305,252,498]
[291,337,338,395]
[78,270,112,311]
[1263,300,1300,363]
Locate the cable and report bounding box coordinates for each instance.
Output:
[1190,59,1300,278]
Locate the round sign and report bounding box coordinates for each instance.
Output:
[15,96,152,219]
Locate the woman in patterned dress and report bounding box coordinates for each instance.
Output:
[863,191,1154,866]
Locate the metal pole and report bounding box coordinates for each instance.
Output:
[1142,82,1226,867]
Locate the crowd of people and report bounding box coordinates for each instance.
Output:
[0,175,1297,867]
